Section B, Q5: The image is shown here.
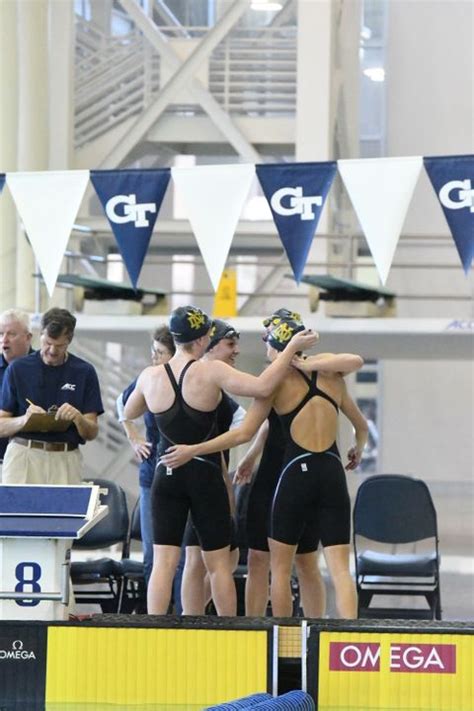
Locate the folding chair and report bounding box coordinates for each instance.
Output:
[118,499,147,613]
[71,477,129,613]
[353,474,441,619]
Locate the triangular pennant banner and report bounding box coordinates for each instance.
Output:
[423,154,474,274]
[6,170,89,296]
[338,156,422,285]
[171,163,255,290]
[0,174,5,194]
[90,169,171,288]
[256,161,337,283]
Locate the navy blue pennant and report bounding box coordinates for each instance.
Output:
[0,174,5,194]
[90,169,171,288]
[424,154,474,274]
[256,162,337,282]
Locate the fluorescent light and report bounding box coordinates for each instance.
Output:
[251,1,283,11]
[363,67,385,82]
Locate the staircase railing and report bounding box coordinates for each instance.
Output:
[72,337,147,476]
[74,17,297,148]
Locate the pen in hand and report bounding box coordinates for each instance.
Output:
[25,399,46,414]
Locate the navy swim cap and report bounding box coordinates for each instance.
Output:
[265,317,305,352]
[169,305,212,344]
[262,308,302,329]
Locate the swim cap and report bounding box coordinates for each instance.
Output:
[262,308,302,329]
[265,317,305,352]
[169,305,212,343]
[206,319,240,351]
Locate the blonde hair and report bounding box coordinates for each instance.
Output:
[0,309,31,334]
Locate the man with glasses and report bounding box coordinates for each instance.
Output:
[0,309,34,478]
[0,307,104,484]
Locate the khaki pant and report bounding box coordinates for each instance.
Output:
[2,441,83,485]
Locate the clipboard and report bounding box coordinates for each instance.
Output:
[19,413,72,434]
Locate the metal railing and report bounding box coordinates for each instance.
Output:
[74,18,297,147]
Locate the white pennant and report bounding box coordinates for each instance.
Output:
[6,170,90,296]
[338,156,423,284]
[172,163,255,290]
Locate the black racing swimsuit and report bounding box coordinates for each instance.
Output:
[183,391,239,550]
[271,370,351,548]
[151,361,231,551]
[246,409,321,554]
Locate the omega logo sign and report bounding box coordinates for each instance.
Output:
[329,642,456,674]
[0,639,36,661]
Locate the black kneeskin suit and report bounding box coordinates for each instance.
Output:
[246,408,320,553]
[151,361,231,551]
[271,370,351,548]
[182,391,240,550]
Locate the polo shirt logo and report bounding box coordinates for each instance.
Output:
[61,383,76,391]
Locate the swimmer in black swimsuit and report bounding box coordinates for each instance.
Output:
[181,319,245,614]
[161,314,368,619]
[124,306,318,616]
[234,310,326,617]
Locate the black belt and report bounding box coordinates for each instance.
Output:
[11,438,78,452]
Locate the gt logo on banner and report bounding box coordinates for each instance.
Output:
[270,187,323,221]
[424,154,474,274]
[105,194,157,227]
[91,168,171,288]
[256,161,337,283]
[439,180,474,212]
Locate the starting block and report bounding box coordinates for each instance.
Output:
[0,484,107,620]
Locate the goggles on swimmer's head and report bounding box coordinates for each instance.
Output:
[206,319,240,351]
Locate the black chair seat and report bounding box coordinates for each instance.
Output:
[71,558,123,578]
[358,550,438,577]
[121,559,144,577]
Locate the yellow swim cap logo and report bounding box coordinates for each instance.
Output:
[272,322,293,343]
[187,309,206,330]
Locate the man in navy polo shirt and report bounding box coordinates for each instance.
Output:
[0,309,34,476]
[0,307,104,484]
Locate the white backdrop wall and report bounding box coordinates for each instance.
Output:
[380,0,473,486]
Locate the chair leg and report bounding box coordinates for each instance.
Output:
[357,590,373,617]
